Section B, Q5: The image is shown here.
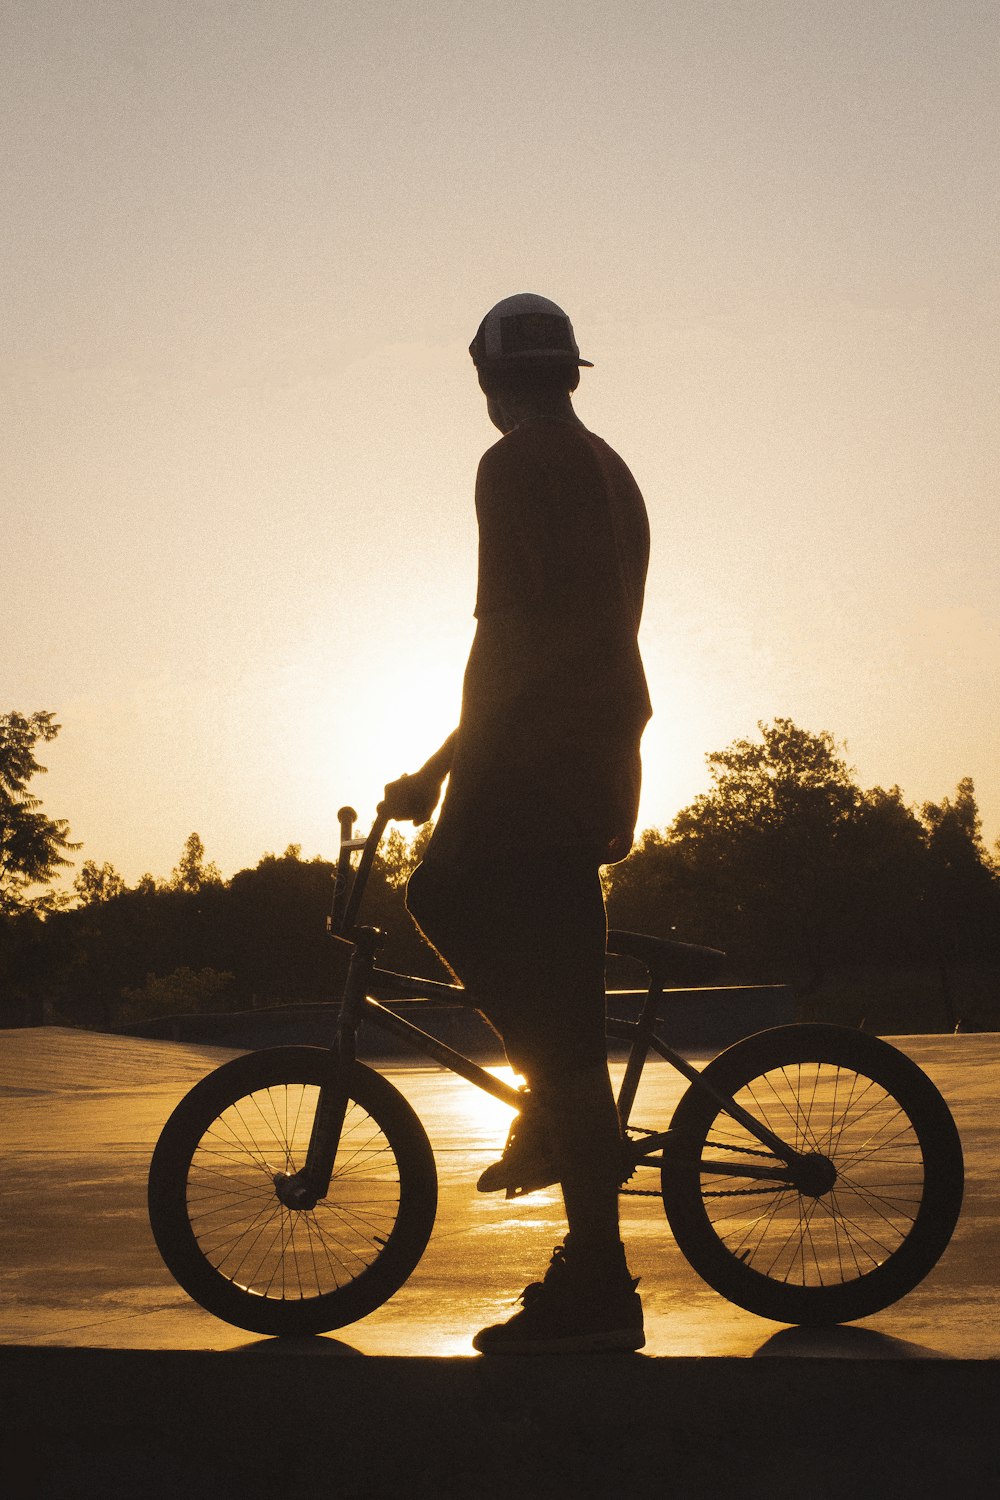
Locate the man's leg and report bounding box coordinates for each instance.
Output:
[473,850,618,1188]
[541,1062,625,1259]
[471,858,643,1353]
[471,1055,642,1354]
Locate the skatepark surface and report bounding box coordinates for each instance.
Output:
[2,1026,998,1496]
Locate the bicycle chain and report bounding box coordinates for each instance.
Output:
[627,1129,781,1161]
[622,1183,789,1198]
[623,1129,794,1199]
[700,1184,795,1198]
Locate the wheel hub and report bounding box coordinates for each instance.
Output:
[792,1152,838,1198]
[273,1170,319,1211]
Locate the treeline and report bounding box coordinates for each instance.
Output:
[1,715,999,1032]
[606,720,1000,984]
[0,829,444,1030]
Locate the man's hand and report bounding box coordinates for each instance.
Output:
[378,731,456,825]
[379,771,442,826]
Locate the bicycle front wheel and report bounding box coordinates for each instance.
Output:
[661,1024,964,1325]
[148,1047,438,1336]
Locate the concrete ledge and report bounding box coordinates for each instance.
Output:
[117,983,794,1056]
[4,1346,998,1499]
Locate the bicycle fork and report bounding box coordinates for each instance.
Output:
[273,927,378,1211]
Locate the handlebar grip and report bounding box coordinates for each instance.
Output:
[337,806,358,842]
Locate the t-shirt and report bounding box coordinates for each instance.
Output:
[431,415,652,865]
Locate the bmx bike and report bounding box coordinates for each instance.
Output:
[148,806,965,1337]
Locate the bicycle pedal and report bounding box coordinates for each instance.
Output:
[504,1180,553,1200]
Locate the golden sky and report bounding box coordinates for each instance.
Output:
[4,0,998,882]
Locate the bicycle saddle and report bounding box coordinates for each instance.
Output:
[606,930,726,988]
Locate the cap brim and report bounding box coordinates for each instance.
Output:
[470,351,594,369]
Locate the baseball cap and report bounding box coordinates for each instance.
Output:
[469,293,593,370]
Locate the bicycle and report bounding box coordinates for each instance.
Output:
[148,805,965,1337]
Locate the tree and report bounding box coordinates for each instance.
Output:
[607,719,1000,997]
[223,845,340,1004]
[0,710,78,916]
[836,784,930,963]
[74,860,126,905]
[920,778,1000,964]
[665,718,861,975]
[170,833,222,893]
[118,966,235,1024]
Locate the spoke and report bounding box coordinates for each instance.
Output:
[834,1116,922,1174]
[788,1062,823,1156]
[256,1214,298,1297]
[188,1166,278,1205]
[301,1211,346,1291]
[826,1170,919,1233]
[824,1065,850,1158]
[827,1087,906,1159]
[739,1074,805,1151]
[215,1202,289,1282]
[309,1208,387,1269]
[201,1116,279,1180]
[798,1195,828,1285]
[195,1200,281,1260]
[708,1185,795,1252]
[808,1187,904,1263]
[189,1186,280,1230]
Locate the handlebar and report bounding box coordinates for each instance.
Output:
[329,805,390,937]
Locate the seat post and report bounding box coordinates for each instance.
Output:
[614,981,662,1128]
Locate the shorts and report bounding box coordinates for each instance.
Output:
[405,845,608,1083]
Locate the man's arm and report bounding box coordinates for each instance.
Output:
[379,731,457,824]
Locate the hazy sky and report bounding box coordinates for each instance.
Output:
[4,0,998,885]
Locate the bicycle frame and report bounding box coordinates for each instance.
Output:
[278,808,808,1208]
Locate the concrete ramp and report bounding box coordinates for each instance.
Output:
[3,1025,999,1495]
[4,1345,999,1499]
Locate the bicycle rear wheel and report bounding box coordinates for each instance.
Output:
[660,1024,963,1325]
[148,1047,437,1336]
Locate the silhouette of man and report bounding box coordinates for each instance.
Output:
[380,293,651,1353]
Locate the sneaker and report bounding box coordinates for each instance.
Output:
[476,1098,558,1197]
[472,1243,645,1355]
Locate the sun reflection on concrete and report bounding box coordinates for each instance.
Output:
[2,1029,991,1360]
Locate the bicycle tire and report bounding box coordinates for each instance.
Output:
[148,1046,438,1336]
[660,1024,964,1325]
